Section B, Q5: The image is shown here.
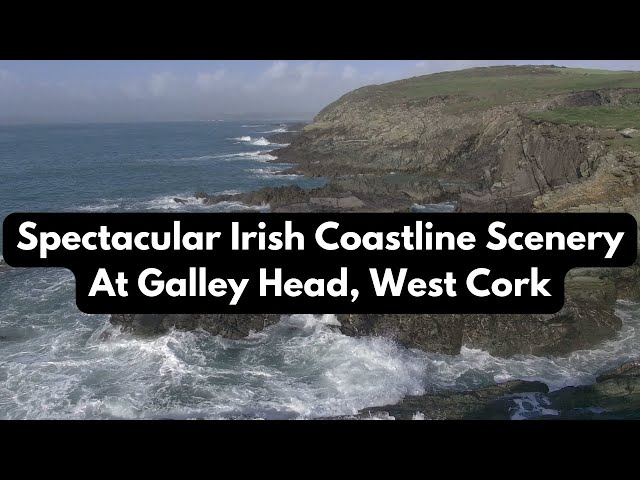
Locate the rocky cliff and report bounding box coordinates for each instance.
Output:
[112,65,640,359]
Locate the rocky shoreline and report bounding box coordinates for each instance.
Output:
[111,66,640,418]
[151,111,639,356]
[337,359,640,420]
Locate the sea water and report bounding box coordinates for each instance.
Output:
[0,121,638,419]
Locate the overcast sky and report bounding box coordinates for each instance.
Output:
[0,60,639,124]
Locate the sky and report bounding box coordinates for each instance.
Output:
[0,60,639,124]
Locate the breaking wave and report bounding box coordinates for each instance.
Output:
[215,151,278,162]
[247,167,301,179]
[74,193,263,213]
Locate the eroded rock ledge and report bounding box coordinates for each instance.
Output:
[342,359,640,420]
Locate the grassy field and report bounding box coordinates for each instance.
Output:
[527,106,640,129]
[606,136,640,152]
[331,66,640,112]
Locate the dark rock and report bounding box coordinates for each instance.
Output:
[173,197,188,204]
[547,359,640,418]
[338,295,620,357]
[202,184,415,213]
[349,380,549,420]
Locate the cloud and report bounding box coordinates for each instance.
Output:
[1,60,638,123]
[196,69,226,91]
[263,61,288,79]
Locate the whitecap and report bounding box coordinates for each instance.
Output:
[411,201,457,213]
[214,151,278,162]
[247,167,301,179]
[250,137,270,146]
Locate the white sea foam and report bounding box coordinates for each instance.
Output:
[247,167,301,179]
[77,200,123,212]
[411,201,457,213]
[509,393,559,420]
[1,267,638,419]
[251,137,271,146]
[215,151,278,162]
[260,127,288,133]
[74,192,261,213]
[233,136,252,142]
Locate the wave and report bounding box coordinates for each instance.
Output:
[1,292,639,418]
[241,125,266,128]
[410,201,457,213]
[231,136,273,146]
[74,192,261,213]
[247,167,301,179]
[251,137,271,146]
[259,127,288,133]
[77,200,123,212]
[214,151,278,162]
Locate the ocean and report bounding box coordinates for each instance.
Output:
[0,121,638,419]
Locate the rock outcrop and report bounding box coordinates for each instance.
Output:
[113,65,640,357]
[337,295,620,357]
[343,359,640,420]
[547,360,640,418]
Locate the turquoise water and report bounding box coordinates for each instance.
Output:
[0,121,638,419]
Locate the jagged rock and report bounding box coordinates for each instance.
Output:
[547,359,640,418]
[337,295,620,357]
[202,184,414,213]
[620,128,639,139]
[109,67,640,358]
[347,359,640,419]
[346,380,550,420]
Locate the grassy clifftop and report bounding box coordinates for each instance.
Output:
[321,65,640,114]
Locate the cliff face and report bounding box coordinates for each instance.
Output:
[271,65,640,356]
[111,66,640,359]
[280,66,640,214]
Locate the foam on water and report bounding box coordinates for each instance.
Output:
[247,167,301,179]
[1,263,638,419]
[1,121,638,420]
[215,151,278,162]
[509,393,559,420]
[250,137,271,146]
[74,193,265,213]
[411,201,457,213]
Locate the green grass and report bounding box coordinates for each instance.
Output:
[607,136,640,152]
[322,65,640,114]
[527,106,640,130]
